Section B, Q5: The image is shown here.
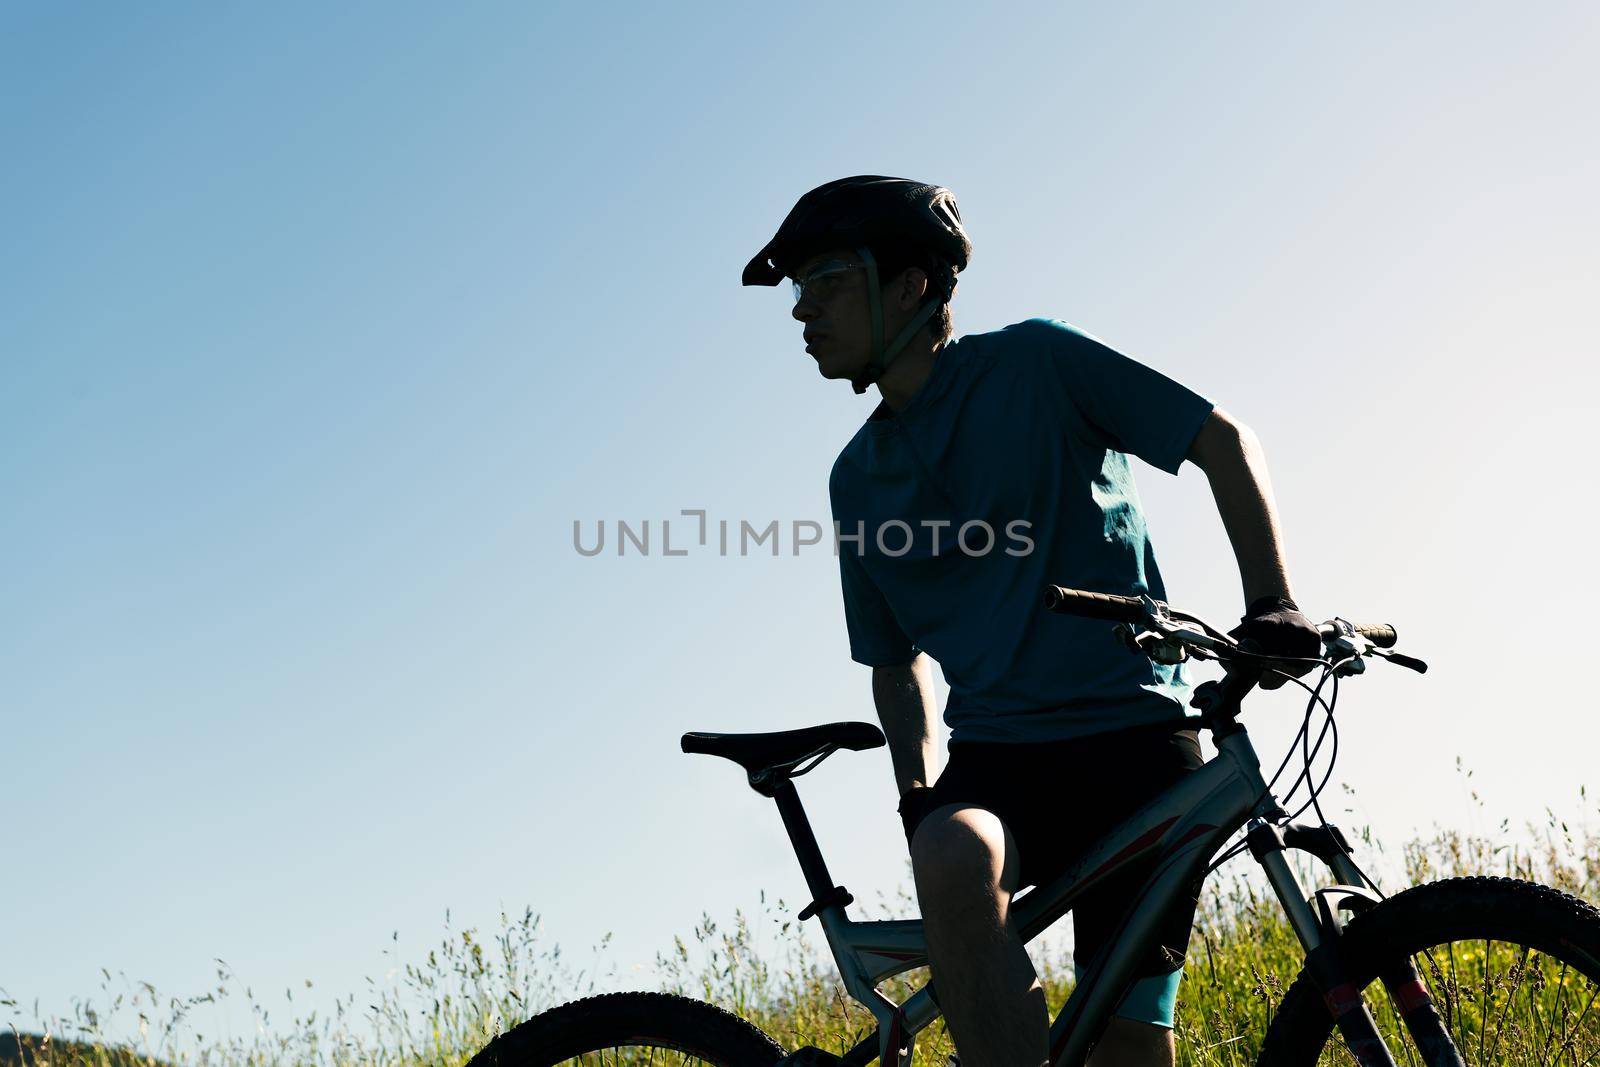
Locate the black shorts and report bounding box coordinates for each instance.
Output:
[924,721,1205,977]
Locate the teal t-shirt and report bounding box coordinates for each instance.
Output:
[829,317,1215,744]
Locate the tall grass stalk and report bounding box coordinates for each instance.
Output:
[6,807,1596,1066]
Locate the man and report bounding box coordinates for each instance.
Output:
[742,176,1320,1066]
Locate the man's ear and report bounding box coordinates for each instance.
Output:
[897,267,930,310]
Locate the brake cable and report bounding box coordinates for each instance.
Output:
[1199,652,1346,877]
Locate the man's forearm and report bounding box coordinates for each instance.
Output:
[1188,411,1296,606]
[871,654,939,795]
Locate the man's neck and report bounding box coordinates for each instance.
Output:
[876,337,944,413]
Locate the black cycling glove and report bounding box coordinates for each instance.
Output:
[1227,595,1323,690]
[897,785,938,847]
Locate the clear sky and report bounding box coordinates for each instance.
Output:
[4,0,1597,1049]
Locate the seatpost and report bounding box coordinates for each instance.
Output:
[771,780,854,918]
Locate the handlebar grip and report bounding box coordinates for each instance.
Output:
[1042,584,1149,622]
[1355,623,1398,648]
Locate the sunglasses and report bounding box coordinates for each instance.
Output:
[790,260,866,304]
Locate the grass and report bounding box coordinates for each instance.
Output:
[6,807,1599,1066]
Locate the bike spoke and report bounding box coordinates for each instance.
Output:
[552,1052,725,1066]
[1376,975,1420,1067]
[1476,938,1489,1063]
[1537,959,1570,1063]
[1566,981,1600,1067]
[1310,939,1600,1066]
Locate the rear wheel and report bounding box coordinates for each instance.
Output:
[1258,877,1600,1065]
[466,991,786,1066]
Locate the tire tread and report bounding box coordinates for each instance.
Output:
[467,990,786,1066]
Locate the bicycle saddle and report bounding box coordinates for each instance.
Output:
[680,721,885,778]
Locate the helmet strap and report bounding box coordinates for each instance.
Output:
[849,246,942,396]
[862,246,886,366]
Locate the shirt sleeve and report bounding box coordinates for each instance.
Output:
[1038,318,1215,475]
[838,547,918,667]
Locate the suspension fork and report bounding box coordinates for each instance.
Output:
[1252,820,1467,1067]
[1289,824,1467,1067]
[1249,819,1400,1066]
[1374,959,1465,1067]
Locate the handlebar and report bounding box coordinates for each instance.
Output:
[1346,622,1397,649]
[1040,585,1149,622]
[1042,584,1399,648]
[1042,582,1427,729]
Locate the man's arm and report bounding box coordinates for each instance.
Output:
[871,654,939,795]
[1184,407,1297,606]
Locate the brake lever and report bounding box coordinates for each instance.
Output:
[1112,622,1191,665]
[1119,595,1250,667]
[1371,648,1429,673]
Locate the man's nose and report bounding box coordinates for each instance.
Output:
[791,296,818,323]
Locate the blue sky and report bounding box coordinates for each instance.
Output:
[4,0,1598,1049]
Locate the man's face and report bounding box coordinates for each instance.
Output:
[788,249,876,382]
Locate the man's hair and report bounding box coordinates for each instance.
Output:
[867,240,958,345]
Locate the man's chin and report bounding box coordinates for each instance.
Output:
[813,355,863,383]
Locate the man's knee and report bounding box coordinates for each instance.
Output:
[909,804,1020,896]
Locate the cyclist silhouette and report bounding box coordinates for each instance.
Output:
[742,176,1322,1067]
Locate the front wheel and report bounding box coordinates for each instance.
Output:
[466,991,787,1066]
[1258,876,1600,1065]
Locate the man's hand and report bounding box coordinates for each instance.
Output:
[1228,595,1323,690]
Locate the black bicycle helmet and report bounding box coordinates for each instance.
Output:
[743,176,972,393]
[741,175,971,287]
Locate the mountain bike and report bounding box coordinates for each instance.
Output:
[468,586,1600,1065]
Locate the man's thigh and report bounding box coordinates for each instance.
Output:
[1061,730,1205,980]
[924,728,1205,970]
[925,727,1201,888]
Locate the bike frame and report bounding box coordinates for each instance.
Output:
[773,718,1369,1067]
